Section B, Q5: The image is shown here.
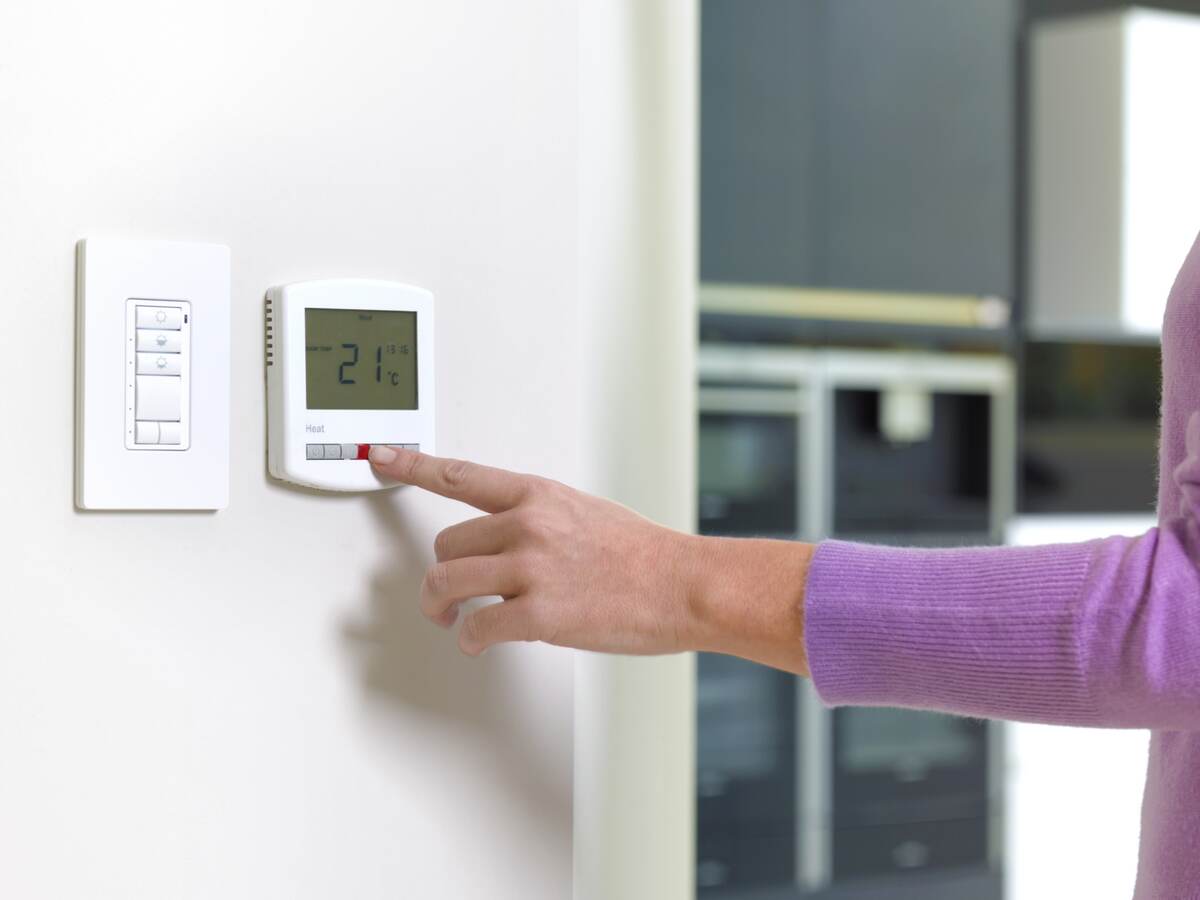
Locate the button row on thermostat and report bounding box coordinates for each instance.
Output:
[306,443,419,460]
[136,306,183,330]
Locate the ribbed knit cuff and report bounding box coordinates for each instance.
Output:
[803,540,1103,724]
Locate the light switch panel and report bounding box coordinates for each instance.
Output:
[129,300,190,447]
[75,238,230,510]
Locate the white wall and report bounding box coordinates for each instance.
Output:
[1007,724,1149,900]
[575,2,698,899]
[1005,517,1155,900]
[0,2,578,897]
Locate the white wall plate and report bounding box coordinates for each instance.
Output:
[75,238,231,510]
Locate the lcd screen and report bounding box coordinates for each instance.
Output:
[305,308,418,410]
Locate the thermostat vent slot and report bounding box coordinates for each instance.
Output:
[265,295,274,367]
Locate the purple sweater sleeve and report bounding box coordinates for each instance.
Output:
[803,414,1200,730]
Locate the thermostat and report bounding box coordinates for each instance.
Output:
[266,279,434,491]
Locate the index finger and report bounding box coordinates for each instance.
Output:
[368,446,529,513]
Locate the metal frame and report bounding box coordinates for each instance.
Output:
[698,343,1017,894]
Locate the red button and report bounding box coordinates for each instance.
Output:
[355,444,371,460]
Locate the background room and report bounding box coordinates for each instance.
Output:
[694,1,1198,899]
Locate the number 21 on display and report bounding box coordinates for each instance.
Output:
[338,343,410,386]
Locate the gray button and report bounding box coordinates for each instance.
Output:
[402,443,420,451]
[306,444,324,460]
[323,444,343,460]
[341,443,359,460]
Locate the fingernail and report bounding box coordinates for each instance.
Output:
[369,445,397,465]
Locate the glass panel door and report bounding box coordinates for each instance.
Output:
[698,386,803,539]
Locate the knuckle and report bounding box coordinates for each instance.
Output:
[461,611,487,649]
[511,506,539,538]
[525,514,557,547]
[505,550,535,590]
[525,476,554,500]
[526,477,570,515]
[399,451,422,482]
[424,561,452,596]
[442,459,471,488]
[510,503,551,541]
[432,528,454,561]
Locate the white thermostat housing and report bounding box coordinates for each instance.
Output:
[266,279,435,492]
[75,238,231,510]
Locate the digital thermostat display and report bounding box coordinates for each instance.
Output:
[304,308,418,410]
[266,279,435,492]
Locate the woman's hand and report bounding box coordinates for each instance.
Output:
[369,446,813,674]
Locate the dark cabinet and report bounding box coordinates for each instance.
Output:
[832,818,991,883]
[697,655,798,889]
[832,708,989,829]
[701,0,1018,301]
